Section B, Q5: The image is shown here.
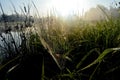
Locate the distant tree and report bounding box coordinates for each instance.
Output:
[109,6,119,18]
[0,14,9,22]
[0,14,30,22]
[84,4,120,21]
[84,5,109,21]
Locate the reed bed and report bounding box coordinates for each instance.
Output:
[0,2,120,80]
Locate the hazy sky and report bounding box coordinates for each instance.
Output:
[0,0,119,16]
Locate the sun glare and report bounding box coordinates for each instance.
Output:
[50,0,90,16]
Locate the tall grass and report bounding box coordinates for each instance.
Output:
[0,1,120,80]
[34,8,120,79]
[0,3,41,80]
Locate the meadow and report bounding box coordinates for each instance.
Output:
[0,2,120,80]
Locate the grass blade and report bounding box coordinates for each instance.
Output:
[41,57,44,80]
[0,55,20,71]
[76,48,99,69]
[80,48,120,71]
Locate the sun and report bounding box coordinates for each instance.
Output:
[50,0,90,16]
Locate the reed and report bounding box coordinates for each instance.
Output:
[0,1,120,80]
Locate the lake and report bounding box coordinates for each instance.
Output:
[0,31,22,63]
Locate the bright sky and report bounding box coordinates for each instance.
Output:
[0,0,119,16]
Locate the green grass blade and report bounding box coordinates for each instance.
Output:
[89,62,101,80]
[37,32,61,70]
[76,48,99,69]
[105,65,120,74]
[80,48,120,71]
[0,55,20,71]
[60,68,73,78]
[41,57,45,80]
